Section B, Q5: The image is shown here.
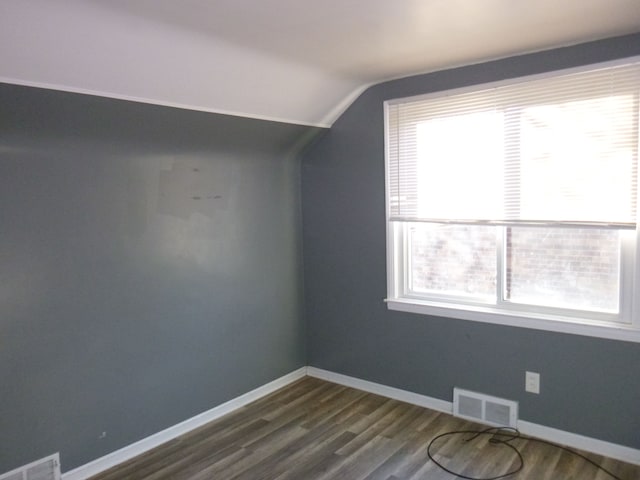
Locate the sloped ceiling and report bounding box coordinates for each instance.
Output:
[1,0,639,126]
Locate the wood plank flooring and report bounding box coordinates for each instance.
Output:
[90,377,640,480]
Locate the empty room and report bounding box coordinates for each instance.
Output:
[1,1,640,479]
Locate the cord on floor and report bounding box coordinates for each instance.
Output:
[426,427,624,480]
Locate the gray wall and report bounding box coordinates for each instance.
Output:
[0,84,316,472]
[302,33,640,449]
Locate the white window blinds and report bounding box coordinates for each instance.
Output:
[386,61,640,229]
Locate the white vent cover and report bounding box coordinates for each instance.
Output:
[0,454,60,480]
[453,388,518,428]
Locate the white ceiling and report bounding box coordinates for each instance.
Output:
[1,0,639,126]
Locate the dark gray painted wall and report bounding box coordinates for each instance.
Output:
[0,84,316,472]
[302,34,640,449]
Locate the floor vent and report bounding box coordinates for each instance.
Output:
[0,454,60,480]
[453,388,518,428]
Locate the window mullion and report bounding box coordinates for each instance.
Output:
[496,226,506,306]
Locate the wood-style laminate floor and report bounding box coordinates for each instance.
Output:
[90,377,640,480]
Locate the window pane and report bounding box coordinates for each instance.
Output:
[518,95,637,223]
[416,112,504,220]
[408,224,496,299]
[505,227,620,312]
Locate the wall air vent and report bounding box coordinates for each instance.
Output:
[453,388,518,428]
[0,454,60,480]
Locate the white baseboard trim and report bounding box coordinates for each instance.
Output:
[307,367,640,466]
[517,420,640,466]
[62,367,307,480]
[61,365,639,478]
[306,367,453,414]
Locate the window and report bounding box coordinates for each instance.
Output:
[385,59,640,342]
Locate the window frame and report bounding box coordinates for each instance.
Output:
[384,57,640,343]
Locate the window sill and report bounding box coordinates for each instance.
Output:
[386,298,640,343]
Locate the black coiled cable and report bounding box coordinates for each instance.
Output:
[426,427,624,480]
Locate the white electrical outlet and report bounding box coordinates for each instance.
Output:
[525,371,540,394]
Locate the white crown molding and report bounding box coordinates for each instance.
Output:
[0,76,332,128]
[0,1,358,127]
